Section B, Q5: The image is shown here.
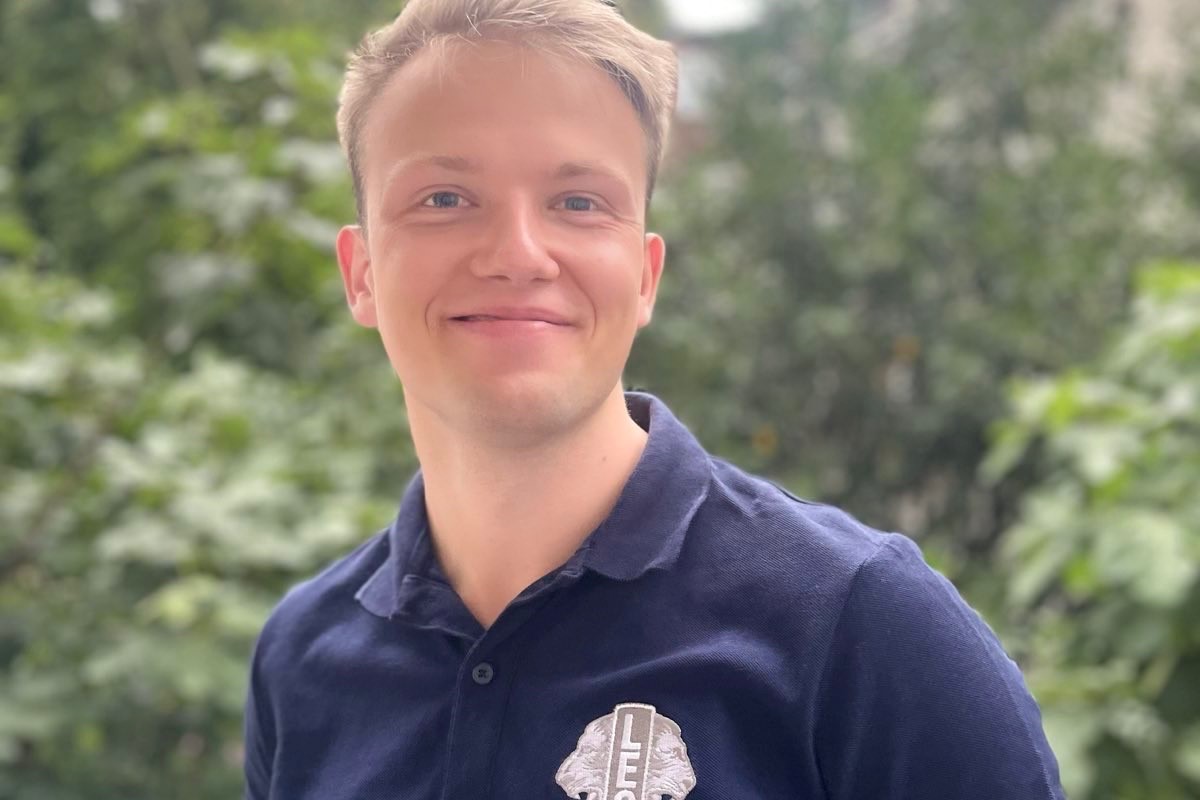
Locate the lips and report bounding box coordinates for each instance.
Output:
[449,308,572,325]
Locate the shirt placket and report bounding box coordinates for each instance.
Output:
[439,567,586,800]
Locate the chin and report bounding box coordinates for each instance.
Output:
[453,375,615,444]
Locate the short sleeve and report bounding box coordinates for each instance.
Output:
[813,535,1065,800]
[243,633,276,800]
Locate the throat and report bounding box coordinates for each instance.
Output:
[417,390,651,631]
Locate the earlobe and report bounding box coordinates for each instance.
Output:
[638,233,666,328]
[336,225,379,328]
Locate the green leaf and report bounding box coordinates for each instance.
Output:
[0,214,36,257]
[1093,510,1196,608]
[1041,705,1101,799]
[1177,724,1200,784]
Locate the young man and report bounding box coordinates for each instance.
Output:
[244,1,1066,798]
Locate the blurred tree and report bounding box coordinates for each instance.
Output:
[0,247,415,796]
[635,0,1160,573]
[1,0,377,372]
[0,266,408,798]
[984,261,1200,800]
[0,2,415,796]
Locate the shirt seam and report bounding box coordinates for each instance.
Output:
[812,535,1061,800]
[245,634,278,798]
[810,536,889,800]
[878,536,1061,799]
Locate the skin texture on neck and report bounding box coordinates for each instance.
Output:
[334,40,666,629]
[412,381,648,629]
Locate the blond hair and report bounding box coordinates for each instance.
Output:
[336,0,679,225]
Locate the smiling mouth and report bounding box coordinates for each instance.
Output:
[452,315,568,325]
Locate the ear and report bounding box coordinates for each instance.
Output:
[637,232,666,328]
[336,225,378,328]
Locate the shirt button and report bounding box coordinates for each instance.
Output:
[472,662,495,685]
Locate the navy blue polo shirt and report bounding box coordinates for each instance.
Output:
[244,392,1064,799]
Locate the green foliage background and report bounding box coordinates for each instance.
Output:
[0,0,1197,797]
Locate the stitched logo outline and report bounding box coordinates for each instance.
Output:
[555,702,696,799]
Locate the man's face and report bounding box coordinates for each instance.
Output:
[336,39,665,443]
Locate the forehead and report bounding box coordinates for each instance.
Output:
[358,39,647,196]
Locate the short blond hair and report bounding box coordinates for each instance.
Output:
[336,0,679,225]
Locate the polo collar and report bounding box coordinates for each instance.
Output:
[355,392,712,625]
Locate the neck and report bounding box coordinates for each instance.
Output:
[406,385,648,629]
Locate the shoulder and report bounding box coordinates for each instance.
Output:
[819,531,1019,700]
[694,459,1062,797]
[694,456,895,591]
[675,455,915,674]
[252,529,391,671]
[832,533,995,654]
[696,455,1015,682]
[813,533,1065,797]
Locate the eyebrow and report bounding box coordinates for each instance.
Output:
[381,154,481,193]
[550,160,628,185]
[381,155,636,205]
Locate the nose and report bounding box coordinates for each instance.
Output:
[469,200,560,284]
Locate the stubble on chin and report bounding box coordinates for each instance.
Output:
[453,382,608,450]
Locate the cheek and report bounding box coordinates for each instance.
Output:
[372,273,422,337]
[370,240,449,328]
[585,247,645,325]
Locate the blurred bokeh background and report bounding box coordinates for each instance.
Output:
[2,0,1198,797]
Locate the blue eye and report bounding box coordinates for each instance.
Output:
[562,196,596,212]
[424,191,463,208]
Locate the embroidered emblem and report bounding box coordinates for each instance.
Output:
[556,702,696,799]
